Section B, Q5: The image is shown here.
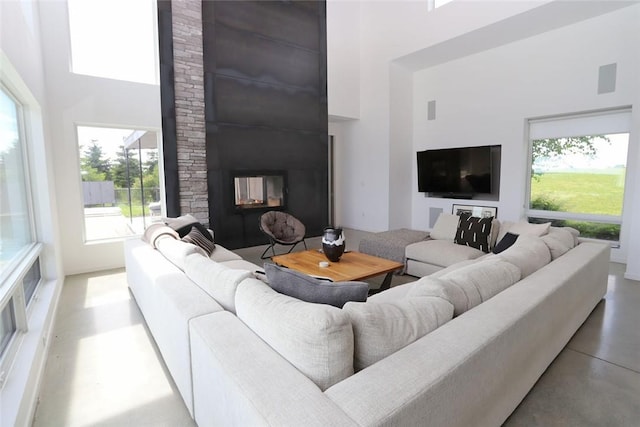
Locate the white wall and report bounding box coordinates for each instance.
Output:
[327,0,360,120]
[327,0,564,232]
[37,1,161,274]
[328,0,640,273]
[411,5,640,264]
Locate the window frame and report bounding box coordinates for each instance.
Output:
[524,107,632,246]
[0,84,42,387]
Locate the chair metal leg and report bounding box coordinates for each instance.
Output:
[285,239,307,254]
[260,241,277,259]
[262,239,307,259]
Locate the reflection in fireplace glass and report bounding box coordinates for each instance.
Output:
[234,175,284,209]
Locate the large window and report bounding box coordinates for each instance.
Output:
[0,86,33,284]
[0,301,16,358]
[527,109,631,243]
[0,85,42,367]
[77,126,162,241]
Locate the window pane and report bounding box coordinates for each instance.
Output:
[0,87,33,283]
[67,0,157,84]
[23,257,41,305]
[0,300,16,357]
[529,132,628,240]
[77,126,162,241]
[528,217,621,242]
[531,133,627,215]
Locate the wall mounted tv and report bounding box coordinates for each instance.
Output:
[417,145,501,198]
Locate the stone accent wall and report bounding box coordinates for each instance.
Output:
[170,0,208,223]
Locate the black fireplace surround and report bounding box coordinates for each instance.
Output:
[158,1,329,249]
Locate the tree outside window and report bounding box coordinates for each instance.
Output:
[77,126,162,241]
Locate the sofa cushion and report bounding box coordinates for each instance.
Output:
[264,263,368,308]
[498,220,551,242]
[496,234,551,278]
[235,278,354,391]
[184,254,252,313]
[367,281,419,303]
[413,258,521,316]
[344,295,453,371]
[219,259,262,273]
[155,237,207,271]
[406,239,485,268]
[428,257,485,279]
[209,245,243,263]
[430,213,460,241]
[541,228,576,260]
[454,213,494,253]
[552,226,580,246]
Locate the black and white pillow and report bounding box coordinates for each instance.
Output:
[164,215,215,255]
[454,213,494,253]
[181,222,215,255]
[264,263,368,308]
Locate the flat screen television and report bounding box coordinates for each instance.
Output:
[417,145,500,196]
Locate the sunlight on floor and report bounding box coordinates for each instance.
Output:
[33,269,195,426]
[67,324,174,425]
[82,276,132,309]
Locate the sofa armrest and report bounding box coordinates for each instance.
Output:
[189,311,358,427]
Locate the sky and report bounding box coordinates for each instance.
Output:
[534,133,629,172]
[67,0,157,85]
[0,88,19,155]
[77,126,155,162]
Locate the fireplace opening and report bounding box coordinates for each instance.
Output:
[233,172,286,210]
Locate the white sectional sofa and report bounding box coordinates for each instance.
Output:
[125,224,610,426]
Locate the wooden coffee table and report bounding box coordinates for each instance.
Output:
[271,250,404,293]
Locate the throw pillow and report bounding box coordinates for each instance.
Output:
[142,223,178,248]
[492,232,519,254]
[235,279,354,390]
[164,214,199,237]
[344,295,453,371]
[413,259,521,316]
[496,234,551,278]
[264,263,368,308]
[540,228,575,260]
[506,221,551,237]
[430,213,460,241]
[454,213,494,253]
[181,222,215,256]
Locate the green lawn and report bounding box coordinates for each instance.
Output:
[118,204,151,217]
[530,169,625,216]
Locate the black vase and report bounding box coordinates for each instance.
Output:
[322,227,346,262]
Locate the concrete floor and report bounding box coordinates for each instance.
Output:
[32,230,640,426]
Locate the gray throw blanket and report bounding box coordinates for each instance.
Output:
[358,228,430,274]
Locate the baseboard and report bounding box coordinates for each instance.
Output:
[623,271,640,282]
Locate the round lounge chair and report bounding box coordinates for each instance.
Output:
[259,211,307,259]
